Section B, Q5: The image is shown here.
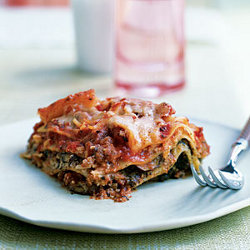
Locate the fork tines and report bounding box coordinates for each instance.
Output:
[191,165,230,189]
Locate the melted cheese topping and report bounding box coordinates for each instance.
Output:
[34,89,209,161]
[108,115,159,152]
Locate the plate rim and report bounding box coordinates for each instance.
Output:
[0,198,249,234]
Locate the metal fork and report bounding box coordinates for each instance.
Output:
[191,117,250,190]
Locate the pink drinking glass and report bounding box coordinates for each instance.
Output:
[115,0,185,98]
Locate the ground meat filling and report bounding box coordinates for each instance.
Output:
[24,141,193,202]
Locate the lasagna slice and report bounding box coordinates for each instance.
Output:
[22,89,210,202]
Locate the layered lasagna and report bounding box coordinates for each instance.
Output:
[22,89,210,202]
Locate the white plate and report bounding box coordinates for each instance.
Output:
[0,119,249,234]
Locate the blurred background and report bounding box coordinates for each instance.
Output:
[0,0,249,129]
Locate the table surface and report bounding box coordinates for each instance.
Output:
[0,6,250,250]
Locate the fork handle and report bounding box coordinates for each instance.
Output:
[237,117,250,147]
[229,117,250,167]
